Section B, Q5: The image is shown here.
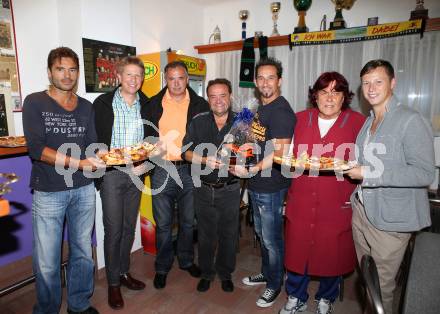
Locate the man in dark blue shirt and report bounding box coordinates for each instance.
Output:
[232,57,296,308]
[23,47,104,314]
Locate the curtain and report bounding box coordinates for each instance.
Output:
[206,31,440,135]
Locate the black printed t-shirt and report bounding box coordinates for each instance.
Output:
[22,91,97,192]
[248,96,296,193]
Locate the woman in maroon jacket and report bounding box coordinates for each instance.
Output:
[279,72,365,314]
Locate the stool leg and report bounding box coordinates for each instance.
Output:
[339,277,344,302]
[61,262,67,287]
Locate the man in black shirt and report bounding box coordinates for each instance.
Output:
[183,78,240,293]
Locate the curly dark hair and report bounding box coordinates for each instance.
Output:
[308,72,354,110]
[255,57,283,79]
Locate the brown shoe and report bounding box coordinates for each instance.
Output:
[120,273,146,290]
[108,286,124,310]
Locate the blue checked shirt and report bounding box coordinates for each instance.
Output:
[110,88,144,149]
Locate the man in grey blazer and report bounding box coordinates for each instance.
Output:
[346,59,435,314]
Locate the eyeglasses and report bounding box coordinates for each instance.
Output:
[318,90,343,98]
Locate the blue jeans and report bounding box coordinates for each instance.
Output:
[32,183,96,314]
[248,188,287,291]
[151,164,195,273]
[286,270,341,302]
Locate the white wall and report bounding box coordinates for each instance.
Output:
[202,0,440,44]
[12,0,59,135]
[131,0,204,57]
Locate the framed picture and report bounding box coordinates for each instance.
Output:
[82,38,136,93]
[0,0,22,112]
[0,87,14,136]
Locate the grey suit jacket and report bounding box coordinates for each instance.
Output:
[351,95,435,232]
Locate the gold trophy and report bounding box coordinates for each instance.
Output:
[293,0,312,34]
[410,0,429,20]
[239,10,249,40]
[270,2,281,36]
[330,0,356,30]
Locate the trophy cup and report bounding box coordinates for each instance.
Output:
[0,173,19,217]
[330,0,356,30]
[270,2,281,36]
[208,25,222,44]
[239,10,249,40]
[410,0,429,20]
[293,0,312,33]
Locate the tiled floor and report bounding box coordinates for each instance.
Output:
[1,220,368,314]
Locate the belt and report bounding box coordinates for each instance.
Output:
[168,160,187,166]
[106,160,145,171]
[202,180,239,189]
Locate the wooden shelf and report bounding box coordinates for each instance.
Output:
[195,35,289,54]
[195,17,440,54]
[427,17,440,31]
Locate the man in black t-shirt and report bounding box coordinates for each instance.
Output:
[183,78,240,293]
[232,57,296,308]
[23,47,103,314]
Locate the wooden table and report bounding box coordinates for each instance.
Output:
[0,146,27,157]
[402,232,440,314]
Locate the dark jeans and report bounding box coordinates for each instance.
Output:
[100,170,142,286]
[286,270,341,302]
[248,188,287,291]
[151,164,195,273]
[194,182,240,281]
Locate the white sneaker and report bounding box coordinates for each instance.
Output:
[315,298,333,314]
[242,273,267,286]
[279,295,307,314]
[256,288,280,308]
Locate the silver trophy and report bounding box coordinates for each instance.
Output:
[270,2,281,36]
[239,10,249,39]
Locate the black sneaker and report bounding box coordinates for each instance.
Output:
[242,273,267,286]
[256,288,281,308]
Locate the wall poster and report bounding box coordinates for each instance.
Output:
[82,38,136,93]
[0,87,13,136]
[0,0,21,122]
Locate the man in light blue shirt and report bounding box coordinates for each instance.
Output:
[93,56,150,310]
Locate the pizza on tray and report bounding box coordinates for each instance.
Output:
[99,142,157,166]
[0,136,27,147]
[273,152,354,171]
